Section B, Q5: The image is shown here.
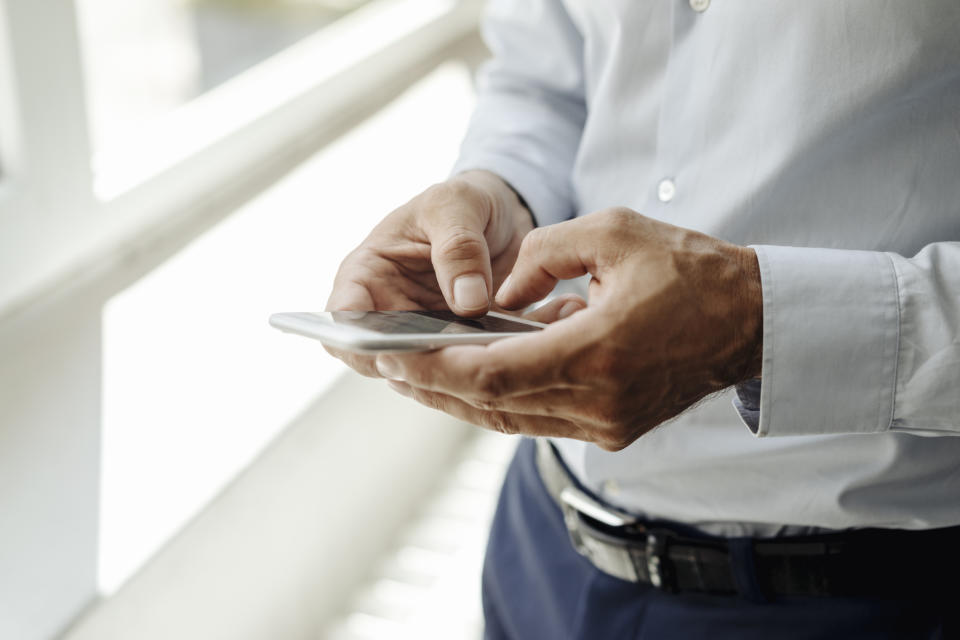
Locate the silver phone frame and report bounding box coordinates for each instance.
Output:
[269,310,547,353]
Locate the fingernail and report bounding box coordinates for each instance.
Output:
[386,379,412,398]
[558,300,581,319]
[495,274,512,304]
[376,355,403,381]
[453,274,488,311]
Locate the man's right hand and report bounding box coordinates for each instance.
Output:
[325,170,536,377]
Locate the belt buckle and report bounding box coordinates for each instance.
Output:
[559,486,639,528]
[645,529,677,592]
[558,486,645,581]
[559,486,679,590]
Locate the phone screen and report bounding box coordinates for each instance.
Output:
[328,310,542,335]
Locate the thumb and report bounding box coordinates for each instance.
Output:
[495,219,597,309]
[426,218,493,317]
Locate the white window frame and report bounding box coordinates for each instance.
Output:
[0,1,484,638]
[0,0,482,316]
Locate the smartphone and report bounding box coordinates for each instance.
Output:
[269,310,546,354]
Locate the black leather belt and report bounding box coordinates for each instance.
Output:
[534,438,960,599]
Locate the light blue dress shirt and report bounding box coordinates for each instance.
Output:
[452,0,960,536]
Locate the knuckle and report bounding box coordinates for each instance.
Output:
[474,396,499,411]
[331,245,366,281]
[597,437,630,452]
[597,425,636,451]
[592,404,615,427]
[484,411,518,436]
[594,404,624,429]
[590,405,636,451]
[602,207,637,227]
[593,207,638,244]
[519,226,547,256]
[413,389,444,412]
[341,244,366,264]
[434,229,487,264]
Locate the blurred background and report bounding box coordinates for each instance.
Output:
[0,1,517,638]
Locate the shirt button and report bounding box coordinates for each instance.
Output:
[689,0,710,12]
[603,479,621,497]
[657,178,676,203]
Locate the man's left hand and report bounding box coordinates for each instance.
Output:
[375,208,763,451]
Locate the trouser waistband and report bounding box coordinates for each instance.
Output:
[534,438,960,598]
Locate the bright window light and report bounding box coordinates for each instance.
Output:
[100,62,475,594]
[75,0,378,153]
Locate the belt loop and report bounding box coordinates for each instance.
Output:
[727,538,768,603]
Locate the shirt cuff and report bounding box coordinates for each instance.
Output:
[748,245,900,437]
[450,152,575,228]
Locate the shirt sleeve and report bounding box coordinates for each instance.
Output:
[735,241,960,438]
[450,0,586,227]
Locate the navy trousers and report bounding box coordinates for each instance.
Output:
[482,439,949,640]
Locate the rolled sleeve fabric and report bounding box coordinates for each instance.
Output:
[450,0,586,227]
